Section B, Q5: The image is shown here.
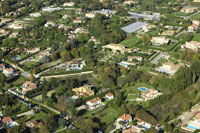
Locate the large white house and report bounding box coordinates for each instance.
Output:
[86,97,102,110]
[151,36,170,45]
[185,41,200,52]
[116,114,132,129]
[63,2,75,7]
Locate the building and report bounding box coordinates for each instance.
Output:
[102,43,131,54]
[72,85,94,96]
[188,24,198,32]
[63,2,75,7]
[141,89,162,101]
[193,0,200,2]
[1,117,12,125]
[94,9,116,17]
[42,6,61,12]
[26,121,38,128]
[0,64,5,71]
[180,6,198,13]
[123,126,143,133]
[123,0,135,5]
[22,81,37,94]
[136,117,151,130]
[185,41,200,52]
[73,18,83,23]
[155,62,183,75]
[192,20,200,25]
[105,93,114,100]
[85,12,96,18]
[3,68,14,76]
[122,22,148,33]
[86,97,102,110]
[128,56,143,62]
[161,30,175,36]
[142,24,157,33]
[75,27,88,34]
[8,21,24,29]
[151,36,170,45]
[26,48,40,54]
[45,21,56,27]
[116,114,132,129]
[29,12,41,17]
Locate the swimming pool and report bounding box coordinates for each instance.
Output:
[141,125,149,130]
[187,125,198,130]
[138,87,148,92]
[12,57,21,61]
[119,62,128,66]
[153,44,161,46]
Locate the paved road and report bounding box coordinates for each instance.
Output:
[175,30,187,37]
[40,71,93,80]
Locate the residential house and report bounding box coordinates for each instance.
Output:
[151,36,170,45]
[180,6,198,13]
[72,85,94,96]
[193,0,200,2]
[42,6,61,12]
[29,12,41,17]
[123,126,143,133]
[9,32,19,38]
[73,17,83,23]
[116,114,132,129]
[63,2,75,7]
[142,24,157,33]
[0,64,5,71]
[22,81,37,94]
[185,41,200,52]
[8,21,24,29]
[0,29,9,37]
[94,9,116,17]
[141,89,162,101]
[128,56,143,62]
[75,27,88,34]
[1,117,12,125]
[105,93,114,100]
[68,59,86,70]
[3,68,14,76]
[155,62,183,75]
[192,20,200,25]
[85,12,96,18]
[102,43,132,54]
[45,21,56,27]
[86,97,102,110]
[188,24,198,32]
[26,48,40,54]
[136,117,151,130]
[26,121,38,128]
[123,0,135,5]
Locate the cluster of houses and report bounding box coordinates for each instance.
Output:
[0,64,16,77]
[155,62,183,75]
[183,112,200,132]
[115,114,152,132]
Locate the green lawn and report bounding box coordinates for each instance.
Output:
[10,75,28,86]
[23,61,37,68]
[120,36,141,47]
[32,110,48,121]
[33,89,57,101]
[191,12,200,20]
[174,12,192,16]
[192,34,200,42]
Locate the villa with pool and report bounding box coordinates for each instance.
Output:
[182,112,200,132]
[138,87,162,101]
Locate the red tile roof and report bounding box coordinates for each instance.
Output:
[120,114,131,121]
[88,97,101,103]
[2,117,12,123]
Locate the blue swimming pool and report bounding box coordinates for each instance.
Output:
[138,87,148,92]
[119,62,128,66]
[187,125,198,130]
[141,125,149,130]
[153,44,161,46]
[12,57,21,61]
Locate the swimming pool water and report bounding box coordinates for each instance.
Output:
[138,87,148,92]
[119,62,128,66]
[187,125,198,130]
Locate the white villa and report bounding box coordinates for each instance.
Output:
[151,36,170,45]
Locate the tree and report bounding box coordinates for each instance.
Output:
[0,72,7,87]
[30,74,35,82]
[60,51,71,61]
[43,114,58,132]
[32,67,37,74]
[50,52,59,61]
[141,34,150,45]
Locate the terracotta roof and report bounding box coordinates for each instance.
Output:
[123,126,140,133]
[88,97,101,103]
[106,93,113,97]
[2,117,12,123]
[4,68,13,71]
[120,114,131,121]
[72,59,79,64]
